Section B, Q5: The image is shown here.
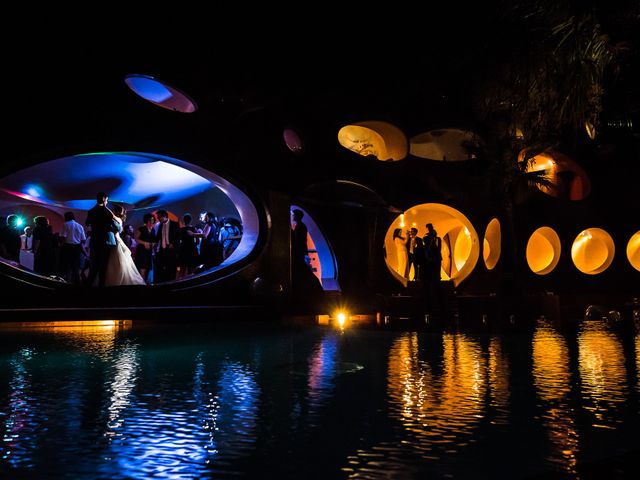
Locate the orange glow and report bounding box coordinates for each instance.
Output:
[488,337,510,425]
[519,150,591,200]
[578,322,627,426]
[337,121,408,161]
[0,320,131,329]
[636,334,640,394]
[533,322,571,402]
[571,228,615,275]
[532,322,578,473]
[626,231,640,272]
[585,121,596,140]
[387,333,488,443]
[526,227,561,275]
[483,218,501,270]
[384,203,479,286]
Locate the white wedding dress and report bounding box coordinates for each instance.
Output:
[105,218,146,286]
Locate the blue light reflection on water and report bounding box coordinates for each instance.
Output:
[0,322,639,479]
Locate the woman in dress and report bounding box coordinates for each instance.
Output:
[393,228,408,278]
[199,212,223,269]
[104,205,146,286]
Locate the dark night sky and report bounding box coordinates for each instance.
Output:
[6,1,638,160]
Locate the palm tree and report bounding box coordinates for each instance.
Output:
[472,0,632,291]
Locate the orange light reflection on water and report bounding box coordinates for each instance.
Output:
[532,321,578,475]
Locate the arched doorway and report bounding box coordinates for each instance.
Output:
[384,203,480,287]
[290,204,339,291]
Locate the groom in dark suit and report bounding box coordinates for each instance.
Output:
[85,192,120,286]
[153,209,179,283]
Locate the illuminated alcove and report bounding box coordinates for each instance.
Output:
[627,231,640,272]
[519,150,591,200]
[483,218,501,270]
[290,205,339,291]
[0,152,260,285]
[571,228,615,275]
[526,227,561,275]
[409,129,482,161]
[337,121,408,161]
[384,203,479,287]
[124,74,198,113]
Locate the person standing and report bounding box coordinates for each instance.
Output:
[423,223,442,283]
[32,216,56,276]
[392,228,408,278]
[407,227,424,280]
[20,226,33,251]
[153,209,179,283]
[60,211,86,284]
[85,192,120,286]
[134,213,157,283]
[1,215,22,262]
[177,213,201,278]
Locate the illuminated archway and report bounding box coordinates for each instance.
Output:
[627,231,640,272]
[409,129,482,161]
[290,205,339,291]
[124,74,197,113]
[526,227,561,275]
[337,121,408,161]
[384,203,479,286]
[571,228,615,275]
[483,218,501,270]
[519,150,591,200]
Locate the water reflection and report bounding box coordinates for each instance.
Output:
[387,332,487,449]
[308,333,338,416]
[488,337,510,426]
[1,324,639,478]
[578,320,627,427]
[532,320,578,474]
[52,325,120,359]
[636,332,640,395]
[106,354,259,479]
[106,341,139,436]
[214,362,260,462]
[1,348,36,467]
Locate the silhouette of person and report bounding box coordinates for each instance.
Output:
[85,192,120,286]
[407,227,424,280]
[291,209,322,299]
[423,223,442,282]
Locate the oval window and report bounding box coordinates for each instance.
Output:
[0,152,261,287]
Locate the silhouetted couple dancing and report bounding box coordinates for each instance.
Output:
[85,192,145,286]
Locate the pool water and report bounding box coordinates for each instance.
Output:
[1,320,639,478]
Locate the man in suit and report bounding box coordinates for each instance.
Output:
[85,192,120,286]
[154,209,180,283]
[406,227,424,280]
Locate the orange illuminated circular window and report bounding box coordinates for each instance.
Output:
[526,227,561,275]
[571,228,615,275]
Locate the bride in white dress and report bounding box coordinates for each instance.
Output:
[105,205,146,286]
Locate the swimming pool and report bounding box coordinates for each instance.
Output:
[0,320,638,478]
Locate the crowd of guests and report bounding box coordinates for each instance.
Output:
[0,209,242,285]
